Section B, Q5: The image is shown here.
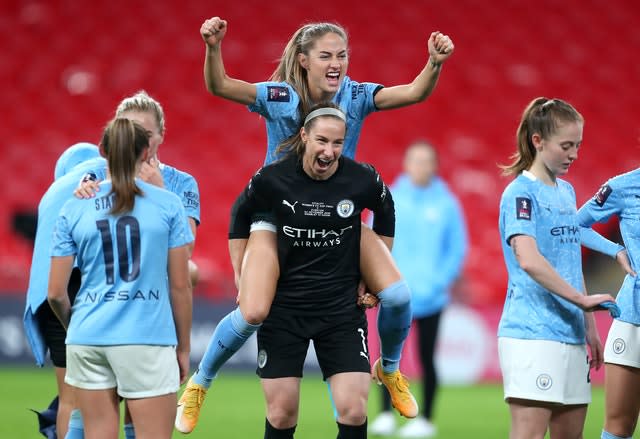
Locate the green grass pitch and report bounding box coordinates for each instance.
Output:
[1,366,607,438]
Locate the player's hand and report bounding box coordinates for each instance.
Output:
[616,249,636,277]
[581,293,619,315]
[201,17,228,47]
[74,175,100,199]
[586,328,604,370]
[138,156,164,187]
[176,348,190,384]
[427,31,454,66]
[357,280,379,309]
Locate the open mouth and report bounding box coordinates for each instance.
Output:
[316,157,333,170]
[326,71,340,85]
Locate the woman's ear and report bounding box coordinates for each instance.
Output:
[298,52,309,70]
[531,133,543,151]
[98,142,107,158]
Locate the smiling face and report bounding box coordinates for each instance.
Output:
[532,120,583,179]
[298,32,348,102]
[300,116,345,180]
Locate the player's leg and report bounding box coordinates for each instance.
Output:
[316,310,372,438]
[75,388,120,439]
[602,319,640,438]
[328,373,370,428]
[126,394,175,439]
[36,299,76,438]
[111,345,179,439]
[258,311,310,438]
[262,378,301,432]
[602,363,640,438]
[191,230,277,384]
[548,403,588,439]
[359,226,416,418]
[177,229,277,431]
[54,367,76,438]
[508,399,552,438]
[65,344,120,438]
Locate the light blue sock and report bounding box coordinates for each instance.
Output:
[64,409,84,439]
[124,422,135,439]
[601,430,630,439]
[192,307,261,388]
[377,280,412,374]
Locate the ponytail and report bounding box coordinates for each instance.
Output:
[500,97,583,176]
[100,118,150,214]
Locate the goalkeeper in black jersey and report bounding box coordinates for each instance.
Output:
[221,103,415,439]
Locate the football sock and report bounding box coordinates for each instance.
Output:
[601,431,630,439]
[124,422,135,439]
[64,409,84,439]
[336,420,367,439]
[264,418,296,439]
[192,307,261,388]
[377,280,412,374]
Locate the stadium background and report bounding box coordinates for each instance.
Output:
[0,0,639,425]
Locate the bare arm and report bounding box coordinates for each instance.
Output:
[201,17,257,105]
[47,256,75,329]
[510,234,616,310]
[168,245,192,384]
[582,277,604,370]
[374,31,454,110]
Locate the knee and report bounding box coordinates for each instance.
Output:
[240,305,269,325]
[378,280,411,308]
[336,402,367,426]
[266,405,298,429]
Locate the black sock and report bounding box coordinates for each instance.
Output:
[264,418,296,439]
[336,419,367,439]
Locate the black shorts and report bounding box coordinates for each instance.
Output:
[256,309,371,380]
[36,267,81,368]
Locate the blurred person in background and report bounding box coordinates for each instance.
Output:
[369,141,467,438]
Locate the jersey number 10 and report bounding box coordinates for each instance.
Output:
[96,216,141,285]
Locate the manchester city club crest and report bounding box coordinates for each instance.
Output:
[337,199,355,218]
[257,349,268,368]
[536,373,552,391]
[612,338,626,355]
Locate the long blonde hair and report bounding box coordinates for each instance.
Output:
[500,97,583,175]
[270,23,348,118]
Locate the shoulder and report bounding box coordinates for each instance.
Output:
[140,181,182,204]
[606,168,639,189]
[161,163,198,186]
[255,81,298,101]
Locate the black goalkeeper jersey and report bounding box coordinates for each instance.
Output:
[232,154,395,316]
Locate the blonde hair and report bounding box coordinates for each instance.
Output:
[115,90,165,134]
[270,23,348,118]
[500,97,583,175]
[100,118,150,214]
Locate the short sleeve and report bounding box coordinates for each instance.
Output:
[577,180,620,227]
[502,190,537,245]
[51,207,77,257]
[248,82,298,118]
[168,200,194,249]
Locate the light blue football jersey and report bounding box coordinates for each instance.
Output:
[159,163,201,225]
[51,180,193,346]
[248,76,382,164]
[23,157,107,365]
[498,171,585,344]
[578,168,640,325]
